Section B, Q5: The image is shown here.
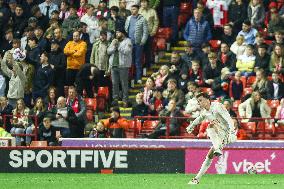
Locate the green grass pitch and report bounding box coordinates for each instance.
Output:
[0,173,283,189]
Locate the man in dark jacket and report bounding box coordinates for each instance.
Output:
[0,96,13,132]
[32,51,54,100]
[180,42,201,70]
[12,4,27,39]
[145,99,184,139]
[39,116,57,146]
[49,39,66,97]
[217,42,236,72]
[203,52,222,87]
[255,44,270,75]
[31,5,49,30]
[26,37,42,70]
[266,72,284,100]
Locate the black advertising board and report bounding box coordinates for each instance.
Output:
[0,148,185,173]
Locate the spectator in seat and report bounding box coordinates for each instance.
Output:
[217,42,237,72]
[64,31,87,87]
[228,0,247,33]
[149,87,167,116]
[203,52,222,87]
[95,0,110,19]
[223,99,237,118]
[275,98,284,126]
[26,97,46,145]
[151,65,170,88]
[10,99,30,146]
[45,86,57,111]
[145,99,184,139]
[118,0,131,20]
[168,51,186,81]
[268,31,284,53]
[99,106,129,138]
[255,43,270,75]
[183,8,212,52]
[107,29,132,107]
[53,28,67,51]
[66,86,86,138]
[237,20,257,45]
[178,73,189,94]
[141,77,154,106]
[131,93,149,118]
[229,71,244,101]
[254,32,265,50]
[236,44,256,77]
[221,24,236,47]
[199,42,211,67]
[269,43,284,75]
[266,71,284,100]
[188,60,203,87]
[247,0,265,29]
[212,67,231,99]
[139,0,159,68]
[180,42,201,70]
[238,91,271,122]
[59,0,70,21]
[184,82,201,118]
[230,35,247,59]
[89,121,108,138]
[49,96,73,138]
[1,54,25,108]
[32,51,54,100]
[163,79,185,109]
[39,116,57,146]
[125,4,148,84]
[0,97,13,132]
[252,68,268,98]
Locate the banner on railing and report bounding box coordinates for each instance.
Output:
[0,148,185,173]
[185,149,284,174]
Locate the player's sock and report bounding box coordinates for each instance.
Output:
[195,156,213,180]
[207,128,222,152]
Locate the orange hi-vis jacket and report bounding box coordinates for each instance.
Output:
[64,40,87,70]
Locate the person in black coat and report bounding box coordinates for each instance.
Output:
[39,116,57,146]
[0,96,13,132]
[75,64,99,98]
[31,5,49,30]
[131,93,149,118]
[266,72,284,100]
[220,24,236,47]
[203,52,222,87]
[217,42,237,72]
[26,37,42,70]
[228,0,248,32]
[32,51,54,100]
[49,39,66,97]
[12,4,27,39]
[255,44,270,75]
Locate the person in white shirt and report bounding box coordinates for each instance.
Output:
[187,92,237,185]
[80,4,99,44]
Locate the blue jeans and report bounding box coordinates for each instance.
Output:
[132,44,143,81]
[10,127,25,146]
[163,6,179,43]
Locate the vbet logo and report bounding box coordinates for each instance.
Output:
[186,149,284,174]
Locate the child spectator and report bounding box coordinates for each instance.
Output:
[39,116,57,146]
[188,60,203,86]
[141,77,155,106]
[178,73,189,94]
[151,65,170,88]
[229,71,244,100]
[131,93,149,118]
[236,44,256,77]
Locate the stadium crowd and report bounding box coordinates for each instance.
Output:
[0,0,284,145]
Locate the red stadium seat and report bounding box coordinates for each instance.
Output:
[30,141,48,147]
[209,40,221,51]
[180,3,192,14]
[141,120,159,133]
[84,98,97,111]
[97,87,109,100]
[200,87,214,96]
[246,76,256,87]
[240,76,247,88]
[155,27,172,40]
[243,87,253,96]
[267,100,280,117]
[178,14,189,28]
[128,120,142,132]
[241,122,256,139]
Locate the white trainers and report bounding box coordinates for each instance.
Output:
[213,149,223,157]
[188,178,199,185]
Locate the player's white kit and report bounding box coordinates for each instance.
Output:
[187,102,237,150]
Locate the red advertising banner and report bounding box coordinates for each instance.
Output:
[185,149,284,174]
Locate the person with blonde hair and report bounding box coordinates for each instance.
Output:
[151,65,169,88]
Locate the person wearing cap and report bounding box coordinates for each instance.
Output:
[39,116,57,146]
[163,78,185,108]
[107,29,132,107]
[183,8,212,51]
[203,52,222,87]
[38,0,59,19]
[8,0,17,14]
[90,30,109,87]
[237,20,257,45]
[212,67,231,98]
[99,106,129,138]
[64,30,87,86]
[125,4,148,84]
[0,29,13,57]
[80,4,99,44]
[139,0,159,68]
[49,39,66,97]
